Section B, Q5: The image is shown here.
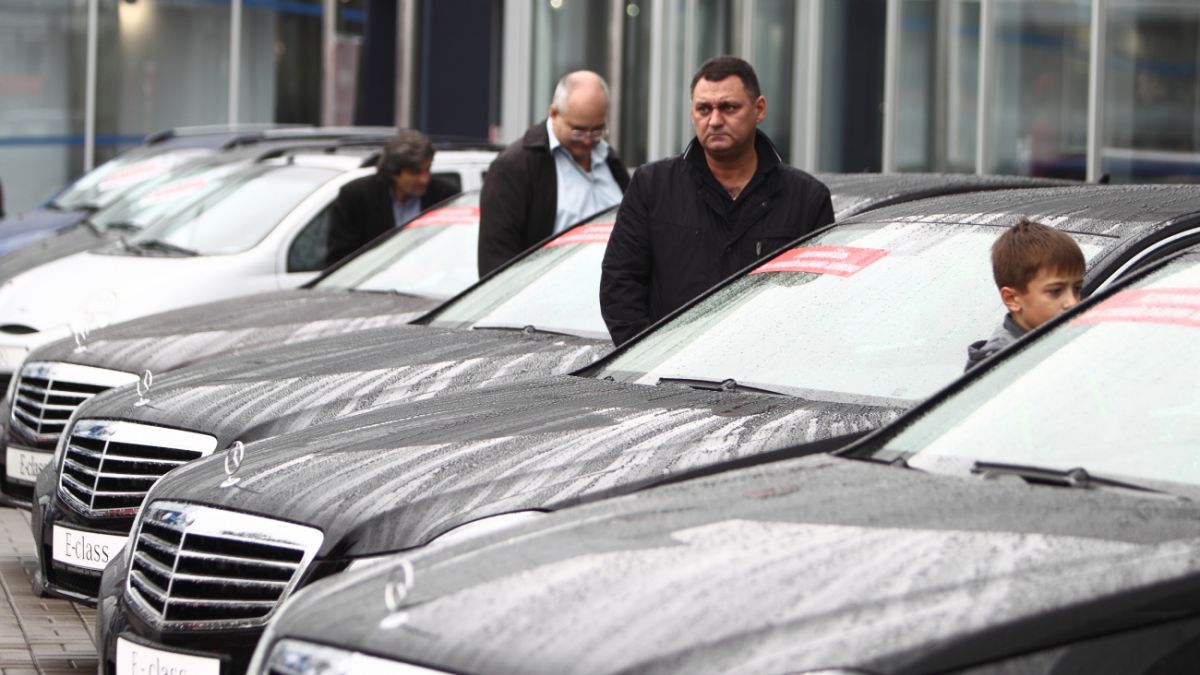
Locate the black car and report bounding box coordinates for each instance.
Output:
[27,173,1067,607]
[244,251,1200,675]
[90,185,1200,673]
[0,191,486,505]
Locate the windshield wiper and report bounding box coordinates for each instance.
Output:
[472,324,577,337]
[348,288,425,299]
[129,239,199,256]
[656,376,787,397]
[102,221,141,233]
[971,461,1177,497]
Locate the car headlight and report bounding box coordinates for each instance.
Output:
[258,639,448,675]
[344,510,546,572]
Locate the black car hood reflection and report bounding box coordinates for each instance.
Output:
[78,328,612,453]
[268,455,1200,675]
[144,377,901,558]
[25,289,437,374]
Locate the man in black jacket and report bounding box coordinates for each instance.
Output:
[325,130,459,266]
[478,71,631,276]
[600,56,833,345]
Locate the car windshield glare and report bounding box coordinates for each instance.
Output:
[869,256,1200,496]
[52,148,209,211]
[90,162,245,232]
[316,193,481,299]
[592,222,1109,406]
[125,164,340,256]
[425,210,616,339]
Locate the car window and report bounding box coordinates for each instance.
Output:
[90,162,245,233]
[128,164,341,255]
[868,255,1200,496]
[287,205,332,273]
[316,192,480,299]
[425,209,616,339]
[592,222,1110,405]
[51,147,209,211]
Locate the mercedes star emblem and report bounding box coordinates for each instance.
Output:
[133,369,153,407]
[220,440,245,488]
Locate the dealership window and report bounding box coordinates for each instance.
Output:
[1103,0,1200,183]
[987,0,1090,179]
[531,0,611,119]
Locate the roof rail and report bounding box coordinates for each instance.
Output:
[143,124,312,145]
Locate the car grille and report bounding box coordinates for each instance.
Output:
[58,420,218,517]
[126,502,323,630]
[10,362,138,443]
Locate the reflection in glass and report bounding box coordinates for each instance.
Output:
[1104,1,1200,183]
[596,222,1107,404]
[988,0,1090,180]
[532,0,611,119]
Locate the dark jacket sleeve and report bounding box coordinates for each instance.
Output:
[326,179,368,267]
[807,182,835,232]
[478,151,533,277]
[420,176,460,211]
[600,168,655,345]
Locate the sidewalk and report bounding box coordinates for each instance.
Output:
[0,507,97,675]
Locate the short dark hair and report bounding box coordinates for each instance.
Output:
[377,129,434,178]
[992,217,1086,291]
[690,56,762,100]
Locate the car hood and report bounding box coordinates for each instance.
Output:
[145,378,901,557]
[79,327,613,451]
[268,455,1200,675]
[0,249,293,345]
[25,289,437,375]
[0,208,88,257]
[0,220,105,281]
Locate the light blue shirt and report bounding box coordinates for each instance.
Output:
[392,194,421,228]
[546,118,623,234]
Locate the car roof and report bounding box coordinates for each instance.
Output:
[817,172,1074,219]
[840,183,1200,241]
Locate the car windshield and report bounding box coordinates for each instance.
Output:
[593,222,1109,405]
[89,161,246,233]
[50,147,210,211]
[124,163,341,256]
[425,209,615,339]
[316,193,481,299]
[865,255,1200,497]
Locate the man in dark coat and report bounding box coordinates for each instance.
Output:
[325,130,458,267]
[600,56,834,345]
[477,71,631,276]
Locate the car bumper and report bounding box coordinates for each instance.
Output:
[32,474,134,605]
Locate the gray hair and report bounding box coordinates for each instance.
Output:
[376,129,434,178]
[551,71,610,115]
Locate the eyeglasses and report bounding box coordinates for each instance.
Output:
[567,125,607,142]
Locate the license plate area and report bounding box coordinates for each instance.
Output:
[5,445,51,484]
[51,525,126,571]
[117,636,222,675]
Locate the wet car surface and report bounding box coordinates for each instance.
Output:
[89,185,1200,672]
[2,193,486,506]
[245,250,1200,675]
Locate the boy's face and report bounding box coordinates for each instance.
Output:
[1001,267,1084,332]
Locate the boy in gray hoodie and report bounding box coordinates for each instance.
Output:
[965,218,1085,371]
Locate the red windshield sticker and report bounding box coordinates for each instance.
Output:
[1073,288,1200,329]
[750,246,889,277]
[98,159,169,192]
[138,177,209,206]
[544,222,615,247]
[407,205,480,228]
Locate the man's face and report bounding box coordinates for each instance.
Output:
[392,158,433,201]
[1002,267,1084,332]
[691,76,766,159]
[550,90,608,166]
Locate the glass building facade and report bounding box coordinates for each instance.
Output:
[2,0,1199,214]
